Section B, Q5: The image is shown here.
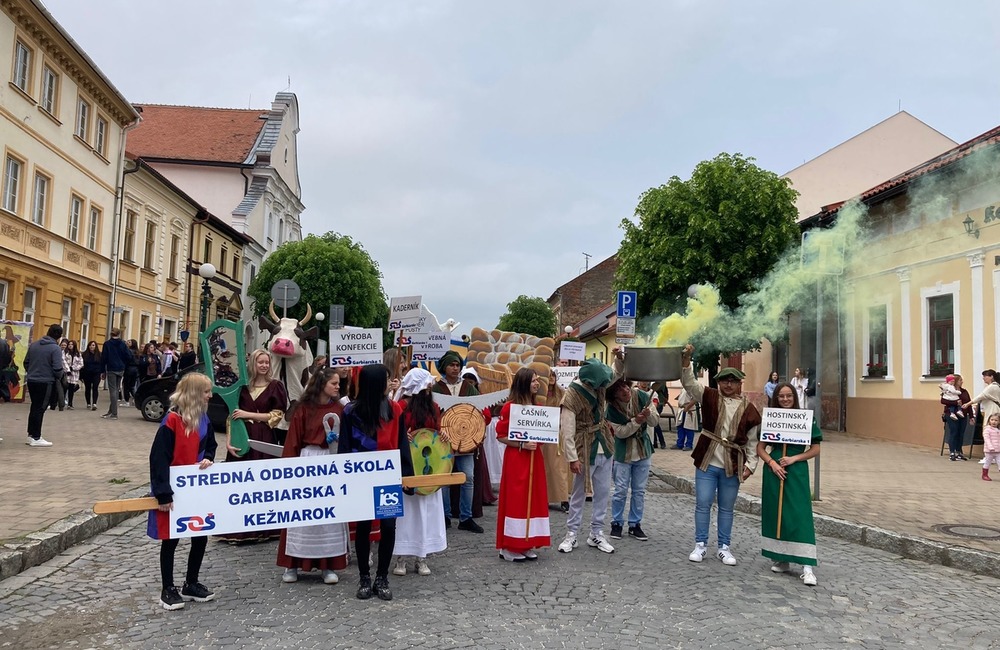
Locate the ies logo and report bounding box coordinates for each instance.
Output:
[373,485,404,518]
[175,513,216,534]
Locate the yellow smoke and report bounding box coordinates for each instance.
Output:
[653,285,722,347]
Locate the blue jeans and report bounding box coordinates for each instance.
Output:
[611,457,651,526]
[694,465,740,546]
[442,453,474,521]
[676,427,695,448]
[946,417,967,455]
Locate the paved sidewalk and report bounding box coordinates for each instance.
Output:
[3,395,999,579]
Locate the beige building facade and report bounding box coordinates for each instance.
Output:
[0,0,139,345]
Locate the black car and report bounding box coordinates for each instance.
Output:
[134,362,230,432]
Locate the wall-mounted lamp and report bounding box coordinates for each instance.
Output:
[963,215,981,239]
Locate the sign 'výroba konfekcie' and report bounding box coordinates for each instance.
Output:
[167,450,402,539]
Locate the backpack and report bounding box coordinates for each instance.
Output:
[0,338,11,369]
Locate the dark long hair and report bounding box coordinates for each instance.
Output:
[352,364,391,437]
[405,389,440,430]
[768,382,800,409]
[508,368,536,406]
[288,367,340,420]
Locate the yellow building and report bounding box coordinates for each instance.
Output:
[0,0,139,344]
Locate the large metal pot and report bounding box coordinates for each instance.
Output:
[623,345,683,382]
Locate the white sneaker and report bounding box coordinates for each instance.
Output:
[522,549,538,561]
[586,533,615,554]
[415,558,431,576]
[688,542,707,562]
[28,437,53,447]
[322,570,339,584]
[392,557,407,576]
[558,532,578,553]
[801,568,817,586]
[717,544,737,566]
[499,548,527,562]
[771,561,790,573]
[281,568,298,583]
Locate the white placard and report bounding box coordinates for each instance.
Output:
[559,340,586,361]
[505,404,561,444]
[759,407,814,446]
[329,328,384,366]
[412,331,449,362]
[395,331,428,348]
[168,451,403,539]
[616,317,636,336]
[388,295,422,331]
[553,366,580,388]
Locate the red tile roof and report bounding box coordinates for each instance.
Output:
[126,104,268,164]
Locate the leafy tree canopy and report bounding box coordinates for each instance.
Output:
[248,233,387,336]
[616,152,799,362]
[496,295,557,338]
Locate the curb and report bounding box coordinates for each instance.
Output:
[651,468,999,579]
[0,485,148,582]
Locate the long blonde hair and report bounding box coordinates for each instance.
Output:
[247,348,272,384]
[169,373,212,433]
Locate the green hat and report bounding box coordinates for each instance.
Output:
[715,367,746,381]
[578,358,614,389]
[436,350,464,374]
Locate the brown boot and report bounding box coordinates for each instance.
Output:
[983,468,992,481]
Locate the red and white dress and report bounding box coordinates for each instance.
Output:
[494,401,551,552]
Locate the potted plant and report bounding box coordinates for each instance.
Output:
[928,362,953,377]
[865,362,887,378]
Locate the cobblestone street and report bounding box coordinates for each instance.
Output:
[2,474,998,650]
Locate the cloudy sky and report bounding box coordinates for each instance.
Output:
[44,0,1000,334]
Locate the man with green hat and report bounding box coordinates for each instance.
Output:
[432,350,483,533]
[557,357,617,554]
[679,344,761,567]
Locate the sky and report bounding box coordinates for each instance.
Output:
[42,0,1000,335]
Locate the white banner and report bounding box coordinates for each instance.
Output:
[559,340,586,361]
[505,404,560,445]
[553,366,580,388]
[329,328,384,366]
[395,331,429,348]
[168,450,403,539]
[412,331,449,362]
[759,407,814,446]
[388,295,422,331]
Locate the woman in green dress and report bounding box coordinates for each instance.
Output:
[756,382,822,586]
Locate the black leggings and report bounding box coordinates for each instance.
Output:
[160,536,208,589]
[355,518,395,578]
[82,377,99,406]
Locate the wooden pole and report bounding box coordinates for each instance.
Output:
[524,445,534,540]
[775,443,786,538]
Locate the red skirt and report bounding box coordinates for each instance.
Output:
[495,446,550,552]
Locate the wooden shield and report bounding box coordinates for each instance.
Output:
[440,403,486,454]
[409,428,454,495]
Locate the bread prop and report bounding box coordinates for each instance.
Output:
[409,428,454,495]
[462,326,557,399]
[439,403,487,453]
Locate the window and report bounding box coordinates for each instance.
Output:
[76,98,90,140]
[95,116,108,156]
[249,263,256,286]
[203,237,212,264]
[2,155,22,214]
[0,280,7,320]
[139,314,150,346]
[31,172,48,225]
[41,66,58,115]
[87,205,100,250]
[13,40,31,93]
[143,221,156,270]
[23,286,36,322]
[163,319,175,342]
[867,305,888,377]
[68,195,82,241]
[220,244,228,276]
[168,234,180,280]
[123,209,136,262]
[81,302,92,348]
[61,297,73,338]
[928,294,954,376]
[118,309,130,339]
[232,252,240,279]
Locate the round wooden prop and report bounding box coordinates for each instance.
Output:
[440,403,487,454]
[409,428,454,496]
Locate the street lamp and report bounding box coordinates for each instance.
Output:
[198,263,216,336]
[315,312,327,358]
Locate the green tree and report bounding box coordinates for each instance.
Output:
[617,153,799,368]
[248,233,388,344]
[496,295,557,338]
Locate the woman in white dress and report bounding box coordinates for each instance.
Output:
[790,367,808,410]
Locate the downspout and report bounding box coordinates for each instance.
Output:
[108,116,142,335]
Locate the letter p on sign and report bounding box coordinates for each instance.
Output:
[617,291,637,319]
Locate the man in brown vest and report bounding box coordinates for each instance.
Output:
[679,344,761,566]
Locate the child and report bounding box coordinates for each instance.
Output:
[982,413,1000,481]
[147,373,218,611]
[940,375,963,421]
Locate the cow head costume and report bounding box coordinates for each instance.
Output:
[258,300,318,406]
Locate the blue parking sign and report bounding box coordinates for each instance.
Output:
[617,291,637,319]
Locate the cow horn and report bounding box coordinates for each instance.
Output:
[268,299,279,323]
[300,303,312,326]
